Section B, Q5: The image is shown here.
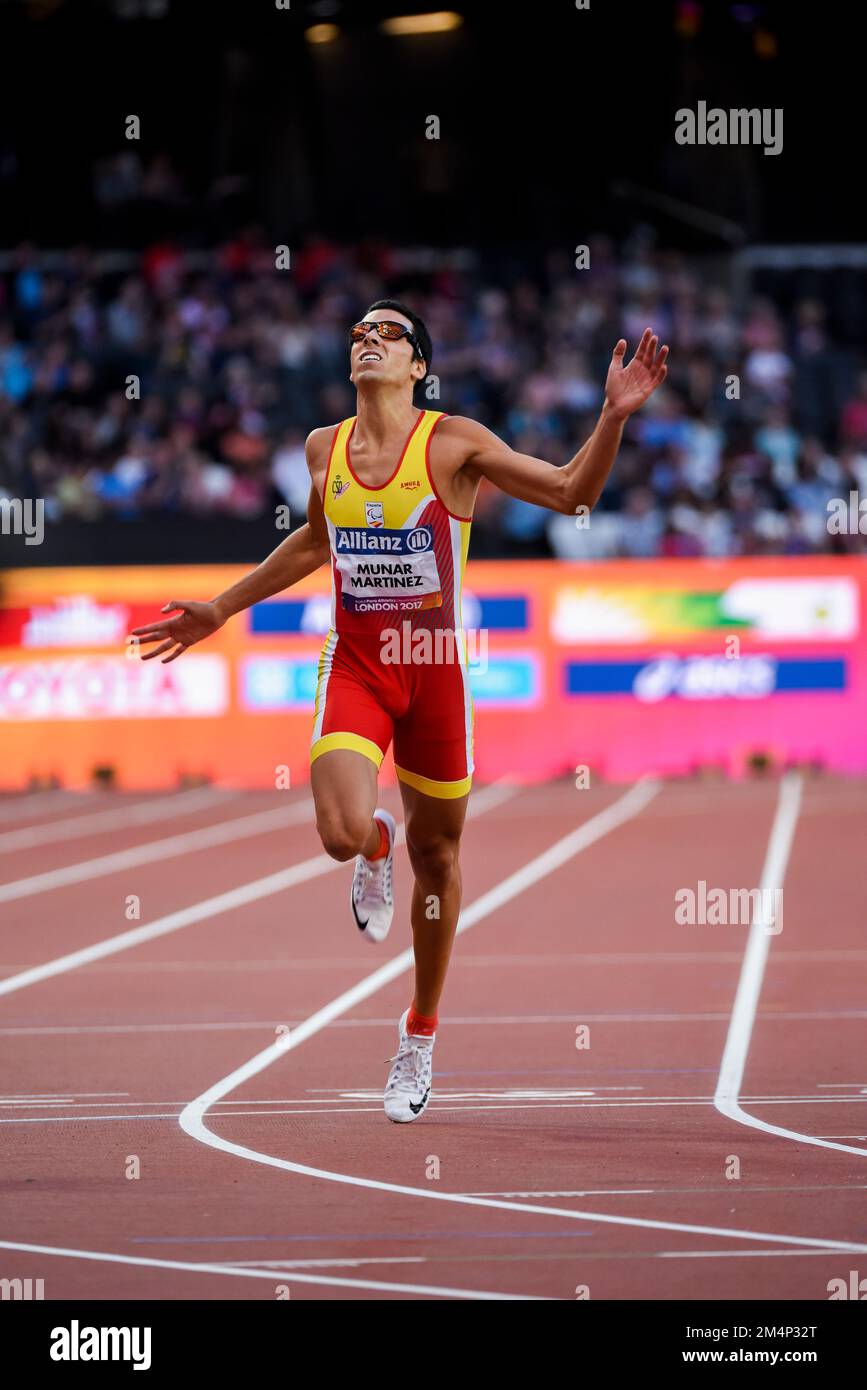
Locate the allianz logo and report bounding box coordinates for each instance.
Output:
[406,527,433,551]
[335,526,433,553]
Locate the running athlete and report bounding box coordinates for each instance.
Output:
[132,300,668,1123]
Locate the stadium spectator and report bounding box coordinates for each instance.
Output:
[1,239,864,557]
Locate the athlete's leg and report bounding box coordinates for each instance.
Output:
[311,750,382,862]
[310,629,394,864]
[398,780,469,1016]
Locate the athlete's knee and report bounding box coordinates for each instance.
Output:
[316,812,370,862]
[406,833,460,887]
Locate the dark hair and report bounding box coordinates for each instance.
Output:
[366,298,433,378]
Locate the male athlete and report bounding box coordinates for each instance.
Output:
[133,300,668,1123]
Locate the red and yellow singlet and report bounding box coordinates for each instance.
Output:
[310,409,474,799]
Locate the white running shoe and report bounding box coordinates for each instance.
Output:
[384,1008,434,1123]
[350,808,396,944]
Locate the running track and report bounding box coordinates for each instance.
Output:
[1,775,865,1301]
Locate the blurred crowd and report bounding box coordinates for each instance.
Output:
[2,234,866,559]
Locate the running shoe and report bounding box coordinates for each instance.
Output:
[384,1008,434,1123]
[350,808,395,943]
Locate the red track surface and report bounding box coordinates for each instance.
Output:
[1,776,866,1301]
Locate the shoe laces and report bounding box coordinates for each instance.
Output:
[355,846,392,907]
[386,1036,432,1095]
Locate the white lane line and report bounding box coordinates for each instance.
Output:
[460,778,517,820]
[0,1240,547,1301]
[0,1113,246,1124]
[658,1248,842,1260]
[0,1093,65,1099]
[175,780,659,1076]
[551,1247,848,1261]
[0,790,73,823]
[10,1098,867,1127]
[0,787,243,853]
[452,949,867,966]
[0,1100,66,1107]
[715,773,867,1160]
[0,781,514,998]
[460,1184,867,1197]
[462,1189,655,1198]
[5,1008,867,1035]
[178,776,867,1256]
[0,848,333,998]
[0,1091,128,1099]
[0,800,316,904]
[10,947,864,972]
[5,1093,867,1113]
[321,1089,851,1103]
[520,1247,843,1262]
[0,1090,626,1107]
[217,1256,426,1270]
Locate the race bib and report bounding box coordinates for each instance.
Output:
[334,525,443,613]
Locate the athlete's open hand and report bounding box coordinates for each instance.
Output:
[604,328,669,421]
[130,599,225,663]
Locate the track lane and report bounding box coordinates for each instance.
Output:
[2,779,864,1299]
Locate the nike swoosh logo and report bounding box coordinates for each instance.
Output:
[409,1089,430,1116]
[351,894,369,932]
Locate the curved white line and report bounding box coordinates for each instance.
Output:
[0,1239,544,1300]
[715,773,867,1158]
[179,778,867,1258]
[178,1032,867,1256]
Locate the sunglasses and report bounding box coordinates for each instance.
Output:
[350,319,424,361]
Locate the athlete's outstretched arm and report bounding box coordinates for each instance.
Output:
[131,484,331,663]
[450,329,668,515]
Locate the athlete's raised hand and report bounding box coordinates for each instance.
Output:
[130,599,224,663]
[604,329,669,420]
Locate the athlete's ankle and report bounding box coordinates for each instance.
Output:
[366,817,390,861]
[406,1005,438,1037]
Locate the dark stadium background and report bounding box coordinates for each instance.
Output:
[0,0,847,247]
